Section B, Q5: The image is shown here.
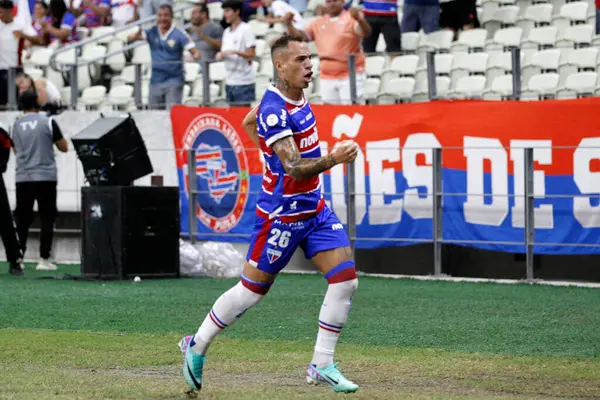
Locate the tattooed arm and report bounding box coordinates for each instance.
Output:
[242,106,260,147]
[272,137,358,180]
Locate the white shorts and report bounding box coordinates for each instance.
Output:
[319,73,366,105]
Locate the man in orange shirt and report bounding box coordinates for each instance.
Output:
[285,0,371,104]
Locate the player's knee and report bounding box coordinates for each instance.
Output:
[325,259,357,285]
[240,273,273,296]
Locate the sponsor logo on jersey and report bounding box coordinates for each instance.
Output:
[181,114,249,232]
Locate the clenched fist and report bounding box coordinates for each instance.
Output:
[331,140,359,165]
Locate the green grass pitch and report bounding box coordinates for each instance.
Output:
[1,263,600,399]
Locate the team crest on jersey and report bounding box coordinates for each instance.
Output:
[181,114,249,233]
[267,248,282,264]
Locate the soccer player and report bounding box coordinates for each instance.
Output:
[179,34,361,393]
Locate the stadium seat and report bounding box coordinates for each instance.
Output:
[559,47,598,85]
[448,75,487,99]
[521,72,560,100]
[108,84,134,108]
[415,53,453,84]
[482,6,520,37]
[556,71,598,98]
[29,48,54,69]
[486,27,523,52]
[207,2,223,21]
[555,25,594,49]
[190,79,221,103]
[80,85,107,109]
[365,56,386,77]
[208,61,227,83]
[482,74,514,100]
[413,76,451,101]
[248,20,269,38]
[255,39,268,58]
[516,3,553,36]
[521,26,558,49]
[23,67,44,81]
[389,54,419,76]
[184,62,200,83]
[106,40,126,72]
[450,28,488,53]
[376,77,416,103]
[90,26,116,45]
[418,30,454,53]
[522,49,561,83]
[485,51,523,86]
[401,32,421,53]
[450,52,489,87]
[364,78,381,102]
[81,45,107,83]
[132,44,151,66]
[552,1,589,37]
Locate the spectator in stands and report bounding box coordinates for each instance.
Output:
[17,1,51,58]
[361,0,401,55]
[139,0,171,19]
[109,0,139,28]
[45,0,79,45]
[401,0,439,34]
[16,73,63,111]
[0,0,36,109]
[31,1,50,40]
[189,4,223,68]
[11,90,69,272]
[439,0,478,39]
[217,0,257,106]
[70,0,110,28]
[286,0,371,104]
[128,4,200,109]
[258,0,305,31]
[0,122,23,275]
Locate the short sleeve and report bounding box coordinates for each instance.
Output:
[210,24,224,39]
[22,22,37,37]
[243,25,256,48]
[142,27,151,40]
[179,29,195,50]
[61,13,76,29]
[304,18,316,40]
[259,105,292,147]
[50,118,64,142]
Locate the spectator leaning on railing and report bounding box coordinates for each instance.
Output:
[257,0,305,32]
[189,4,223,69]
[285,0,371,105]
[129,4,200,110]
[0,0,36,109]
[216,0,257,107]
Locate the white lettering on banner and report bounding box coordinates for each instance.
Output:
[403,133,441,220]
[366,139,403,224]
[573,138,600,228]
[510,140,554,229]
[463,137,509,226]
[325,140,367,224]
[332,113,363,139]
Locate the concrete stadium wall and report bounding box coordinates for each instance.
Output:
[1,111,599,282]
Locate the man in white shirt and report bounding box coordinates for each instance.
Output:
[216,0,256,107]
[258,0,304,31]
[0,0,36,108]
[110,0,138,27]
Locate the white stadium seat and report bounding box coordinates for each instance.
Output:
[556,71,598,98]
[521,73,560,100]
[449,76,487,99]
[483,74,514,100]
[450,28,488,52]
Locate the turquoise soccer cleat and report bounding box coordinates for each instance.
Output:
[178,335,205,391]
[306,362,359,393]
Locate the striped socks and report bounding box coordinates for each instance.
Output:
[190,279,267,355]
[311,274,358,368]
